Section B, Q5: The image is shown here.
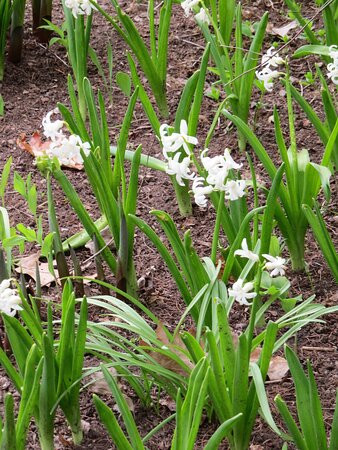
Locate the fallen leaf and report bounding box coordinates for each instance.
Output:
[267,355,289,381]
[159,396,176,412]
[89,367,119,395]
[17,131,50,157]
[113,394,134,414]
[140,323,194,376]
[250,347,262,364]
[243,340,289,381]
[17,131,84,170]
[270,20,297,37]
[15,252,59,286]
[81,420,91,434]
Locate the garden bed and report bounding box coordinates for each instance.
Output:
[0,0,337,448]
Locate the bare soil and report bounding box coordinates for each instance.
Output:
[0,0,337,449]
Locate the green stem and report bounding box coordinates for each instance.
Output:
[172,177,192,217]
[211,191,224,264]
[8,0,26,63]
[35,0,53,42]
[110,147,167,172]
[38,431,54,450]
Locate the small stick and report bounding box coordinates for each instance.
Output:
[302,346,336,352]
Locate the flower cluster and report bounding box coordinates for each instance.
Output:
[181,0,210,26]
[229,239,288,305]
[0,279,22,317]
[42,109,90,166]
[327,45,338,85]
[160,120,246,207]
[65,0,97,18]
[256,47,284,92]
[181,0,199,17]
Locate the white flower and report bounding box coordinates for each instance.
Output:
[256,47,285,92]
[327,45,338,85]
[0,279,22,316]
[160,120,198,158]
[234,238,259,262]
[47,134,90,166]
[192,177,213,207]
[201,148,242,190]
[262,47,285,67]
[262,254,287,277]
[65,0,96,18]
[42,109,64,141]
[195,7,210,25]
[228,279,257,306]
[256,67,282,92]
[181,0,199,17]
[166,152,195,186]
[224,179,246,201]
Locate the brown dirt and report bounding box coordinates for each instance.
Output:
[0,0,337,449]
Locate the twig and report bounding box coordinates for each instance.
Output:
[302,346,336,352]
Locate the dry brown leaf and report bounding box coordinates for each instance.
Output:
[267,355,289,381]
[17,131,50,157]
[240,337,289,381]
[15,252,59,286]
[17,131,84,170]
[89,367,119,395]
[113,394,134,414]
[270,20,297,37]
[140,323,194,376]
[250,347,262,364]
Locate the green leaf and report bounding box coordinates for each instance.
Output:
[293,44,331,59]
[0,157,12,200]
[116,71,131,97]
[93,395,133,450]
[275,394,308,450]
[302,203,338,282]
[101,365,145,449]
[285,345,317,450]
[309,163,331,201]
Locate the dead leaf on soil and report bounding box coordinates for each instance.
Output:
[113,394,135,414]
[89,367,119,395]
[269,20,298,37]
[15,251,59,286]
[267,355,289,381]
[140,322,194,377]
[17,131,84,170]
[250,347,289,381]
[159,396,177,412]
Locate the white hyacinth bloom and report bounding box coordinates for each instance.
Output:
[195,7,210,25]
[181,0,199,17]
[256,67,281,92]
[48,135,90,166]
[0,279,22,316]
[160,120,198,158]
[201,148,242,190]
[262,254,287,277]
[65,0,96,18]
[224,179,246,201]
[228,279,257,306]
[256,46,284,92]
[327,45,338,85]
[234,238,259,262]
[192,177,213,207]
[261,47,285,67]
[166,152,195,186]
[42,109,64,141]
